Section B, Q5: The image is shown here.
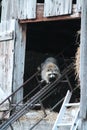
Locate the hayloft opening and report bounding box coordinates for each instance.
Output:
[24,19,80,111]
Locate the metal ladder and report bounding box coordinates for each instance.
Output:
[52,90,80,130]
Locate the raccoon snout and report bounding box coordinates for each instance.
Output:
[48,74,56,82]
[49,76,56,82]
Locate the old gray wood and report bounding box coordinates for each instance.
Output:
[44,0,72,17]
[1,0,27,103]
[76,0,82,12]
[12,21,26,104]
[19,0,37,19]
[79,0,87,129]
[0,20,15,97]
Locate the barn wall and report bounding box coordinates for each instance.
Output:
[0,0,81,104]
[44,0,72,17]
[1,0,27,103]
[0,0,80,20]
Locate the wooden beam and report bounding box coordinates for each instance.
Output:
[0,31,14,41]
[80,0,87,120]
[19,14,81,23]
[80,0,87,129]
[19,3,81,23]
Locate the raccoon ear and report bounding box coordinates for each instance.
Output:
[41,63,44,69]
[37,66,41,72]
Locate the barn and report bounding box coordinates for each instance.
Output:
[0,0,81,130]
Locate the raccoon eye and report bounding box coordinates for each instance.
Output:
[55,68,58,71]
[47,69,50,71]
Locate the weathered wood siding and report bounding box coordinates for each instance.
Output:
[1,0,19,20]
[0,0,81,104]
[19,0,37,19]
[2,0,37,20]
[76,0,82,12]
[1,0,27,103]
[1,0,81,20]
[12,21,26,104]
[44,0,72,17]
[0,20,15,97]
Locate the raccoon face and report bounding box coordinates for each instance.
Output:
[41,62,61,84]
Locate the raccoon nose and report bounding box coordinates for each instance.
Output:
[49,76,56,82]
[48,74,56,82]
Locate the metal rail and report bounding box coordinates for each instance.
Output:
[0,71,39,106]
[0,62,74,130]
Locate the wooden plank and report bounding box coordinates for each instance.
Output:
[0,31,14,41]
[0,87,9,119]
[1,0,27,103]
[1,0,9,20]
[0,87,7,103]
[19,0,37,19]
[19,3,81,23]
[20,13,81,23]
[1,0,80,21]
[1,0,19,21]
[44,0,72,17]
[0,20,15,97]
[12,20,26,104]
[1,0,24,21]
[11,0,19,19]
[0,20,26,104]
[80,0,87,120]
[76,0,82,12]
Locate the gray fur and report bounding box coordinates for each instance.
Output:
[41,57,61,83]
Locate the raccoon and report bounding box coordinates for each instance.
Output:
[40,57,61,84]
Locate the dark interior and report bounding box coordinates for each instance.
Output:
[24,19,80,111]
[37,0,44,3]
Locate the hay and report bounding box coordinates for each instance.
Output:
[74,30,80,79]
[19,109,58,123]
[75,46,80,78]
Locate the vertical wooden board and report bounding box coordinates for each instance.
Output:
[0,20,15,98]
[76,0,82,12]
[1,0,15,21]
[11,0,19,19]
[44,0,72,17]
[44,0,56,17]
[1,0,8,20]
[19,0,25,19]
[0,19,26,103]
[80,0,87,120]
[2,0,37,20]
[12,21,26,103]
[26,0,37,19]
[65,0,72,14]
[19,0,37,20]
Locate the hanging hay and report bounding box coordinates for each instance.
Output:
[75,46,80,78]
[74,30,80,80]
